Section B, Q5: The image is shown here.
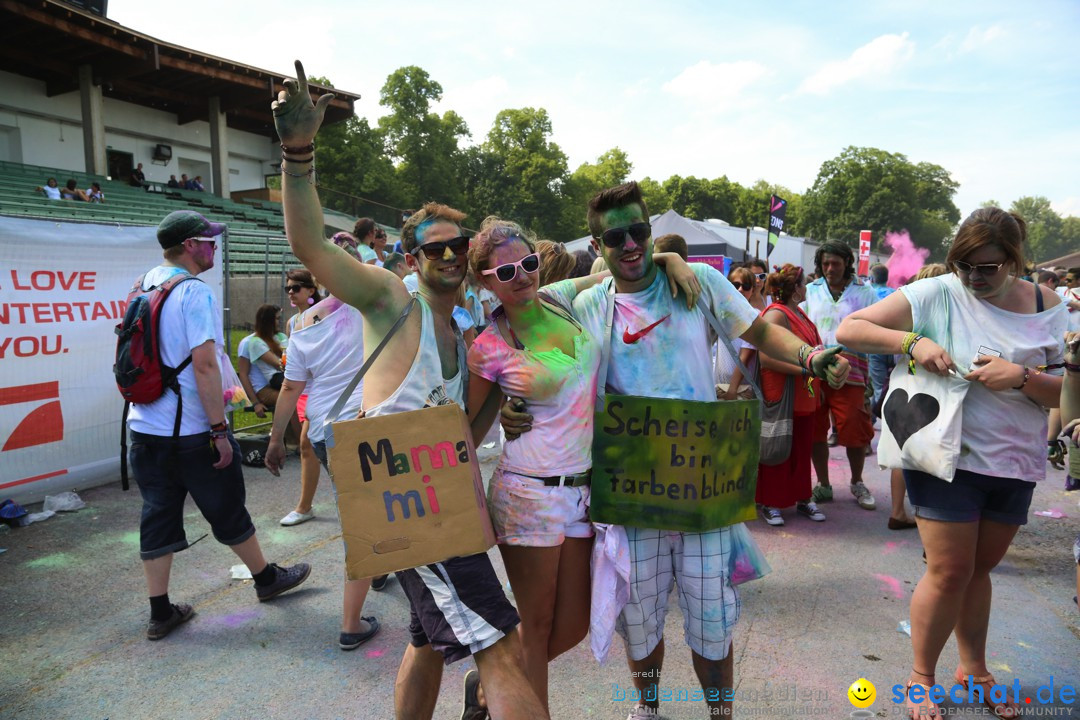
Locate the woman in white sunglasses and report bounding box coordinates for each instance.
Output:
[465,216,698,713]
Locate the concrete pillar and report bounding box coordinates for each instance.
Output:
[78,65,106,176]
[208,96,229,198]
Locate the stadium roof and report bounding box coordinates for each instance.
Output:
[0,0,360,136]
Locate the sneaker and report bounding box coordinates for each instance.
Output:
[811,484,833,503]
[851,482,876,510]
[280,510,314,526]
[255,562,312,601]
[796,501,826,522]
[1065,475,1079,492]
[461,669,488,720]
[370,574,390,591]
[147,602,195,641]
[627,705,659,719]
[760,506,784,526]
[339,616,380,650]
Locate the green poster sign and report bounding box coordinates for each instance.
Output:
[590,394,761,532]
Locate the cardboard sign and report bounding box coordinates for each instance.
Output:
[325,403,495,580]
[858,230,872,277]
[590,395,760,531]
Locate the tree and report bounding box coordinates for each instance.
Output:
[801,146,960,259]
[315,115,402,224]
[463,107,570,239]
[378,66,470,208]
[732,180,804,235]
[638,177,671,217]
[561,147,634,237]
[1009,196,1064,262]
[662,175,738,222]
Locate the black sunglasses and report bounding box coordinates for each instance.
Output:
[411,235,470,260]
[731,281,750,291]
[597,222,651,248]
[285,284,310,293]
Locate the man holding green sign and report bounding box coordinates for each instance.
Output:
[504,182,849,719]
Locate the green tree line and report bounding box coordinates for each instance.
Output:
[312,67,1078,262]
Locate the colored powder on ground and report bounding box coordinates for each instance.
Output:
[884,231,930,287]
[207,608,262,628]
[882,540,909,554]
[874,573,904,598]
[365,649,384,658]
[25,552,74,569]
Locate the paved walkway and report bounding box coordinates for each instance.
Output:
[1,441,1077,719]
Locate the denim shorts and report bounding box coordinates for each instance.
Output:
[903,468,1035,525]
[129,430,256,560]
[312,439,328,470]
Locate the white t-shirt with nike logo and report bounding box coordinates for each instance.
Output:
[569,264,758,401]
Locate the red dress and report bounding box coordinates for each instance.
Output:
[756,303,822,508]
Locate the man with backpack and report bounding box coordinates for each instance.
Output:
[121,209,311,641]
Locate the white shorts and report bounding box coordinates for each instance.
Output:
[487,468,593,547]
[615,526,740,662]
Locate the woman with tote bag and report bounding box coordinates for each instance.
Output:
[836,208,1067,719]
[755,265,828,527]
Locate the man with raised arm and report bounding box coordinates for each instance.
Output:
[503,182,850,719]
[272,60,545,720]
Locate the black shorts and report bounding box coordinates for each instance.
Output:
[396,553,520,665]
[904,468,1035,525]
[129,430,256,560]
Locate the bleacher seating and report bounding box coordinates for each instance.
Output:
[0,160,302,275]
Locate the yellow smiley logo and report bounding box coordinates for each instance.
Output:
[847,678,876,708]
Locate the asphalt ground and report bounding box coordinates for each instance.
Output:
[1,437,1077,720]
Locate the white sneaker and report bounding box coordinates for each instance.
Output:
[761,506,784,526]
[280,510,314,526]
[797,501,826,522]
[627,705,659,720]
[850,482,876,510]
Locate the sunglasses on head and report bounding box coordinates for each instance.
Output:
[483,253,540,283]
[411,235,470,260]
[285,284,310,293]
[597,222,651,248]
[954,260,1005,276]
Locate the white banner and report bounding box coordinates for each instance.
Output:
[0,216,224,504]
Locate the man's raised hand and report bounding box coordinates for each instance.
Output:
[272,60,335,147]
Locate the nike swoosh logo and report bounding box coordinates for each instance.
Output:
[622,315,670,344]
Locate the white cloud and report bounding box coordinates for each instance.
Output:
[662,60,770,110]
[959,25,1004,53]
[798,32,914,95]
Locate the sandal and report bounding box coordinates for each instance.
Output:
[904,670,940,718]
[953,667,1019,719]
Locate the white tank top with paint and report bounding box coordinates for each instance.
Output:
[363,296,464,416]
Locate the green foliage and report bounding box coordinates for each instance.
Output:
[378,66,471,208]
[308,67,1075,258]
[1009,196,1066,263]
[802,146,960,259]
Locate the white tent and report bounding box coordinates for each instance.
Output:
[565,209,889,271]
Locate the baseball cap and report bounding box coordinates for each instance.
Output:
[157,210,226,248]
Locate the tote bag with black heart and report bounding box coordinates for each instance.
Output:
[877,284,970,481]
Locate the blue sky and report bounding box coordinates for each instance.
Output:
[110,0,1080,221]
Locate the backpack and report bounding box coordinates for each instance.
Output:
[113,271,201,489]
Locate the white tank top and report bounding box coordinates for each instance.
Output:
[363,296,466,416]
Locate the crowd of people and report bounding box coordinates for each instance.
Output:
[116,61,1077,720]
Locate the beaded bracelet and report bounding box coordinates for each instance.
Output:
[281,142,315,155]
[281,163,317,184]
